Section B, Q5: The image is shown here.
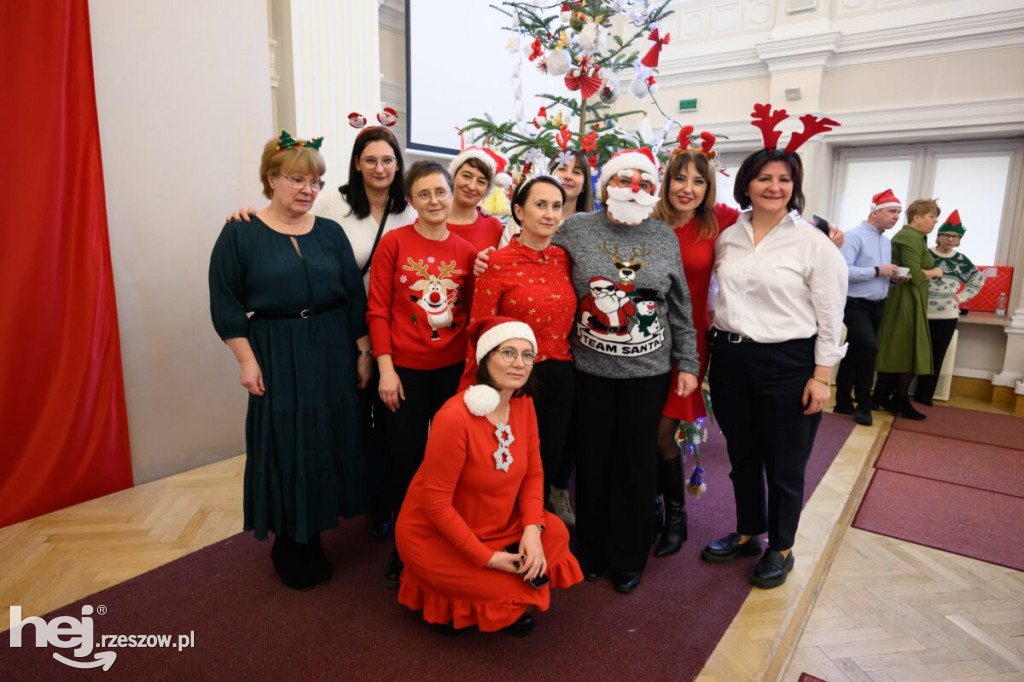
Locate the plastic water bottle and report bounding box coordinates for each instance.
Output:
[995,292,1007,317]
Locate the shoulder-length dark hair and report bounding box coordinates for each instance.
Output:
[338,127,409,220]
[652,150,720,241]
[474,348,537,398]
[548,149,594,213]
[732,149,805,214]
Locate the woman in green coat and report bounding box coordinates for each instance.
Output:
[873,199,945,419]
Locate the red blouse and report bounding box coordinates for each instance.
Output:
[448,210,504,252]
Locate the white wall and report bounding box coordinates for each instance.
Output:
[89,0,273,483]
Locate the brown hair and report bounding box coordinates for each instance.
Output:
[732,149,805,214]
[258,137,326,200]
[510,176,567,227]
[339,127,408,219]
[905,198,940,222]
[474,348,537,398]
[548,149,594,213]
[652,151,720,240]
[404,160,453,197]
[454,156,494,186]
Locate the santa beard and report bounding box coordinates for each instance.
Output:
[606,186,658,225]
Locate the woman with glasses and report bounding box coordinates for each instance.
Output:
[366,160,478,589]
[467,177,577,525]
[209,132,371,591]
[395,317,582,637]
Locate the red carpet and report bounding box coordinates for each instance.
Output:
[855,411,1024,571]
[1,415,854,681]
[890,404,1023,451]
[875,430,1024,498]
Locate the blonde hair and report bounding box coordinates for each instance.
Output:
[259,137,327,200]
[905,199,940,222]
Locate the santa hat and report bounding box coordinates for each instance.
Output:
[449,146,513,195]
[870,188,902,212]
[589,276,615,289]
[597,147,659,195]
[937,209,965,236]
[462,317,538,416]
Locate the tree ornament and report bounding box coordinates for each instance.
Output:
[599,72,620,105]
[640,28,671,68]
[570,10,587,32]
[560,2,571,22]
[546,47,572,76]
[578,22,607,55]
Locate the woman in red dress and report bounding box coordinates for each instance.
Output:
[396,317,582,636]
[649,138,739,557]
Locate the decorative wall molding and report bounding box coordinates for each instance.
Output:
[379,0,405,34]
[755,31,842,72]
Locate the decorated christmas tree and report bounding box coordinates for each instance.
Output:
[460,0,676,177]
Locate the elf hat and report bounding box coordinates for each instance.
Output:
[598,147,659,195]
[449,146,513,195]
[870,188,902,212]
[937,209,965,236]
[462,317,538,416]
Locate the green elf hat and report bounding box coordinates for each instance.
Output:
[938,209,965,236]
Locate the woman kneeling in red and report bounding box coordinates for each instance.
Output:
[395,317,582,636]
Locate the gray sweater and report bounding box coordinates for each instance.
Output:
[553,210,699,379]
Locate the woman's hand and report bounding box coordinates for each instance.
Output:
[378,369,405,412]
[225,207,257,223]
[473,247,495,276]
[356,355,373,389]
[802,377,830,415]
[486,550,525,575]
[517,525,547,582]
[827,225,845,249]
[675,371,698,398]
[240,358,265,396]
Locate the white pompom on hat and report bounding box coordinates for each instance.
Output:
[462,317,538,416]
[597,147,659,195]
[449,146,513,195]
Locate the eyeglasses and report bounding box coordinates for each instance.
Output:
[361,156,397,169]
[413,188,451,203]
[609,174,655,193]
[496,347,536,365]
[280,175,325,192]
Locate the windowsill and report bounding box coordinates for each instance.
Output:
[959,311,1011,327]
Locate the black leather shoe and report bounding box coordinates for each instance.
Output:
[893,395,926,421]
[271,535,314,591]
[654,503,687,557]
[502,613,535,637]
[871,393,893,412]
[853,404,873,426]
[913,395,934,407]
[751,550,795,589]
[383,548,403,589]
[581,564,604,582]
[833,403,855,415]
[700,533,762,563]
[611,571,642,594]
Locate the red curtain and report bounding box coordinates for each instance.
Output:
[0,0,133,526]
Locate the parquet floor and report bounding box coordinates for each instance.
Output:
[2,397,1021,682]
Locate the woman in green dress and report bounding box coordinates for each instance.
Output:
[873,199,944,420]
[209,132,373,590]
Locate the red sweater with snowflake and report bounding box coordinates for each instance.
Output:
[367,225,477,369]
[448,210,504,252]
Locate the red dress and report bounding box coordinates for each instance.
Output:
[395,393,583,631]
[662,203,740,421]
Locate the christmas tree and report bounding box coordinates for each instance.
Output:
[460,0,676,176]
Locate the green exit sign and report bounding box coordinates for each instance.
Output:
[678,98,698,112]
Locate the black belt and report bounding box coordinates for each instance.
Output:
[250,299,344,320]
[711,329,754,344]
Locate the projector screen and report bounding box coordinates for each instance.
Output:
[405,0,560,155]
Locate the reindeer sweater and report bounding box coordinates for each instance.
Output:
[552,210,700,380]
[367,225,477,369]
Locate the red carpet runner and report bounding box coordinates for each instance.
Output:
[2,415,854,681]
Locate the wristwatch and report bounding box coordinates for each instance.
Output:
[358,349,373,358]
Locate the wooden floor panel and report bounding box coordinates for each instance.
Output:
[2,396,1021,682]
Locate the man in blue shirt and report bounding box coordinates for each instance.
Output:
[834,189,902,425]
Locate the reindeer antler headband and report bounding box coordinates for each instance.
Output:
[672,125,728,175]
[750,103,840,155]
[275,130,324,153]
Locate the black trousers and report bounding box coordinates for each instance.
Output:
[834,297,885,408]
[359,372,393,525]
[914,318,958,402]
[531,360,575,494]
[573,369,670,574]
[380,363,463,514]
[709,335,821,551]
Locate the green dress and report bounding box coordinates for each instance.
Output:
[209,216,368,542]
[875,225,933,375]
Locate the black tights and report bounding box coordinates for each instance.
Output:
[875,371,913,398]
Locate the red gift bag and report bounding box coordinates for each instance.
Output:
[962,266,1013,312]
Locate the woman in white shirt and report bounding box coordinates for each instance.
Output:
[699,106,848,590]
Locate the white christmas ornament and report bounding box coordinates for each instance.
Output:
[546,48,571,76]
[578,22,607,55]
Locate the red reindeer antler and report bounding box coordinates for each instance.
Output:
[784,114,841,153]
[750,103,788,150]
[555,125,572,150]
[699,131,717,156]
[676,125,694,148]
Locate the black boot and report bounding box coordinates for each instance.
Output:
[271,534,313,591]
[654,458,687,557]
[305,533,332,585]
[892,395,927,421]
[383,547,403,589]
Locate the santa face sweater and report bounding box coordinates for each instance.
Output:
[366,225,477,369]
[552,210,700,379]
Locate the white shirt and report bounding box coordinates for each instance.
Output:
[713,210,849,367]
[313,189,419,291]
